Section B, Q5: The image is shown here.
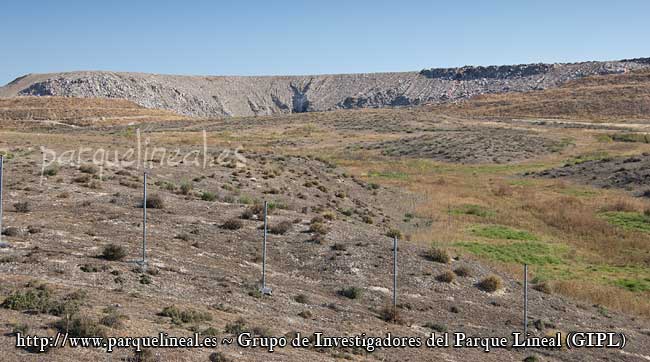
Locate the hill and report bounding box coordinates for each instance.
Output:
[1,58,649,117]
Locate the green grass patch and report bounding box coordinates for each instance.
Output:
[455,241,567,266]
[557,187,598,197]
[450,204,495,218]
[600,211,650,233]
[613,278,650,292]
[610,133,650,143]
[564,151,610,166]
[470,225,539,241]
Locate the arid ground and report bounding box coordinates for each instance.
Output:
[1,71,650,361]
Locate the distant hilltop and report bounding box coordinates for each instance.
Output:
[1,58,649,117]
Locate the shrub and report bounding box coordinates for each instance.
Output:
[294,294,310,304]
[423,248,450,264]
[322,211,337,220]
[221,219,243,230]
[79,164,99,174]
[159,306,212,325]
[180,181,193,195]
[269,221,292,235]
[338,287,363,300]
[201,191,218,202]
[386,228,401,239]
[43,163,60,176]
[14,202,31,213]
[378,305,402,323]
[331,243,347,251]
[298,310,312,319]
[436,270,456,283]
[478,275,503,293]
[309,222,329,235]
[532,282,552,294]
[224,318,249,335]
[453,266,472,277]
[101,244,127,261]
[139,274,152,285]
[54,316,106,338]
[209,352,231,362]
[424,322,448,333]
[362,215,374,224]
[144,194,165,209]
[100,311,126,329]
[2,227,21,237]
[202,327,219,337]
[2,285,52,312]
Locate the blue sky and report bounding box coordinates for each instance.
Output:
[1,0,649,85]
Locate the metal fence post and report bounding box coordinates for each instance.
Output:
[142,172,147,270]
[393,236,398,320]
[524,264,528,340]
[0,155,4,243]
[260,201,272,295]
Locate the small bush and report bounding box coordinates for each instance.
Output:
[378,305,402,323]
[453,266,471,277]
[532,282,552,294]
[144,194,165,209]
[224,318,249,335]
[331,243,347,251]
[294,294,310,304]
[159,306,212,325]
[221,219,243,230]
[298,310,312,319]
[477,275,503,293]
[423,248,450,264]
[362,215,374,224]
[14,202,31,213]
[100,311,127,329]
[436,270,456,283]
[101,244,127,261]
[424,322,448,333]
[309,222,329,235]
[2,285,52,312]
[209,352,231,362]
[386,228,402,239]
[202,327,219,337]
[54,316,106,338]
[270,221,292,235]
[180,181,193,195]
[79,164,99,174]
[338,287,363,300]
[201,191,218,202]
[43,163,60,176]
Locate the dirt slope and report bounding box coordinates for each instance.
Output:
[2,58,649,117]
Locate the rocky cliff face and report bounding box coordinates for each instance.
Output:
[2,58,649,117]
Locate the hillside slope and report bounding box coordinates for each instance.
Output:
[2,58,649,117]
[439,69,650,121]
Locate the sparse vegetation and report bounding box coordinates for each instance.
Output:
[338,287,363,300]
[436,270,456,283]
[13,202,31,213]
[159,305,212,325]
[221,219,243,230]
[423,247,450,264]
[101,244,127,261]
[478,275,503,293]
[269,221,292,235]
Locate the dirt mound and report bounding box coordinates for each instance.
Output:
[2,58,649,117]
[531,153,650,196]
[358,126,560,164]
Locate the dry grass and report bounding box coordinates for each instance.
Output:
[436,70,650,121]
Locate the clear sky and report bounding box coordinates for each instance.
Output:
[1,0,649,85]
